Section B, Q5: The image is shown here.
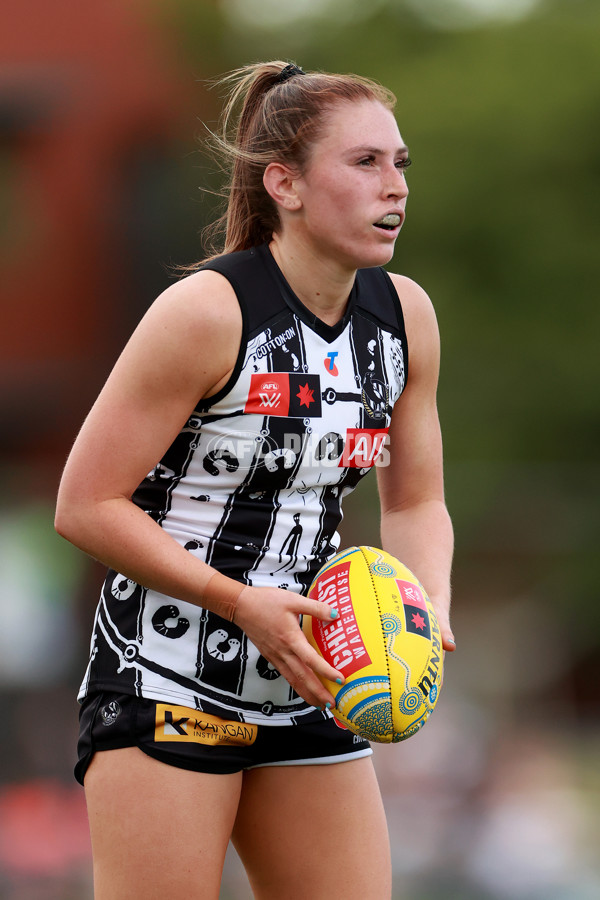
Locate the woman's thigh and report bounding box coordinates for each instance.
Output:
[84,747,243,900]
[232,756,391,900]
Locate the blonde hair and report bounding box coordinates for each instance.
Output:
[197,61,396,264]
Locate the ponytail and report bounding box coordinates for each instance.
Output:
[196,61,396,265]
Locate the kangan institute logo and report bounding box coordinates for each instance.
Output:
[154,704,258,747]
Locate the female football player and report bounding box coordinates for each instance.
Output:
[55,60,455,899]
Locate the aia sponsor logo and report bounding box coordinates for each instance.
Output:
[244,373,322,417]
[339,428,388,468]
[324,351,339,376]
[202,426,390,474]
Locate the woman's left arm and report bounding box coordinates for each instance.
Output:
[376,273,455,652]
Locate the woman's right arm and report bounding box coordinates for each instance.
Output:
[56,270,239,595]
[55,271,342,707]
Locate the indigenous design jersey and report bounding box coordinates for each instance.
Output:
[79,244,408,725]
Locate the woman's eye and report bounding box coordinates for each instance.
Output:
[358,157,375,166]
[396,157,412,170]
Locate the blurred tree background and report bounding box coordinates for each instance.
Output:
[0,0,598,897]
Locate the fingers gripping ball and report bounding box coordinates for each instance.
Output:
[303,546,443,743]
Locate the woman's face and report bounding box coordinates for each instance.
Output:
[292,99,410,271]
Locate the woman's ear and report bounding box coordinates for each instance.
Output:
[263,163,302,211]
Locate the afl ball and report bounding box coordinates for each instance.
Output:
[303,546,443,742]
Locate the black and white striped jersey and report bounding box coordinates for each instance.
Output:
[79,243,408,725]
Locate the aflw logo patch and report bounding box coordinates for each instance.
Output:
[245,373,322,417]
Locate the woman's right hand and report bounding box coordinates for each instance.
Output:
[233,585,344,710]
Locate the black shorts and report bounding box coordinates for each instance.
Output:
[75,691,372,785]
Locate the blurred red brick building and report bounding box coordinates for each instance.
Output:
[0,0,191,472]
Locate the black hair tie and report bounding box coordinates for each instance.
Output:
[276,63,305,84]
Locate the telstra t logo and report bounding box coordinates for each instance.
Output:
[324,351,339,376]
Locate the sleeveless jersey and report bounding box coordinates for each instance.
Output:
[78,244,408,725]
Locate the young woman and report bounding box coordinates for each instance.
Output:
[56,61,455,899]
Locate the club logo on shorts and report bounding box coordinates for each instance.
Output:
[101,701,122,726]
[154,705,258,747]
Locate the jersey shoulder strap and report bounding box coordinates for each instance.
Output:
[354,266,407,342]
[201,244,287,338]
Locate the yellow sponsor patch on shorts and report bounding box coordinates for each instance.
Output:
[154,704,258,747]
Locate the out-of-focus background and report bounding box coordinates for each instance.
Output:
[1,1,598,897]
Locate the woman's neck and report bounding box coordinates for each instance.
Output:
[269,234,356,327]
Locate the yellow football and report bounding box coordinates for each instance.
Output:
[303,546,443,743]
